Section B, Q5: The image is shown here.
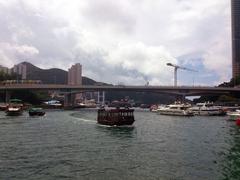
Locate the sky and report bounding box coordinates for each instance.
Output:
[0,0,231,86]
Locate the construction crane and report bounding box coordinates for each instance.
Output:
[166,63,197,87]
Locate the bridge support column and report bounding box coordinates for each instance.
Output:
[64,93,75,109]
[97,91,105,106]
[5,91,11,103]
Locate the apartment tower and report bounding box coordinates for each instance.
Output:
[232,0,240,78]
[68,63,82,85]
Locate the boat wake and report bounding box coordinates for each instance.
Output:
[70,113,96,124]
[96,123,135,128]
[75,117,96,124]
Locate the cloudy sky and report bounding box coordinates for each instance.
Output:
[0,0,231,86]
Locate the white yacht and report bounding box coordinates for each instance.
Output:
[157,103,194,116]
[189,102,226,116]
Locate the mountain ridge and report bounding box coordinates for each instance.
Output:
[18,62,100,85]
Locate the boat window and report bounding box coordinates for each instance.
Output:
[206,104,213,107]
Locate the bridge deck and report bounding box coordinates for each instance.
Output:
[0,84,239,96]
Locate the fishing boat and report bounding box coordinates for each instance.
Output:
[227,110,240,121]
[157,103,193,116]
[6,105,23,116]
[189,102,226,116]
[29,108,45,116]
[5,99,23,116]
[97,108,135,126]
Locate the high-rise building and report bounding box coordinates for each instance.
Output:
[13,63,27,79]
[68,63,83,102]
[68,63,82,85]
[232,0,240,78]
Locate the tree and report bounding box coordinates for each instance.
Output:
[217,95,237,102]
[0,71,20,81]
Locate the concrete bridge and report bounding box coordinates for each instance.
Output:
[1,84,239,107]
[0,84,239,95]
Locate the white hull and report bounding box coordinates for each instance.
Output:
[191,110,223,116]
[227,111,240,121]
[157,103,193,116]
[190,102,225,116]
[158,109,193,116]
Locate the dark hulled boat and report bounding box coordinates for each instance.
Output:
[29,108,45,116]
[97,108,135,126]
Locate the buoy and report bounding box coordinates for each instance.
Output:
[236,119,240,126]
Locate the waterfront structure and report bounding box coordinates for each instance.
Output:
[13,63,27,80]
[68,63,82,85]
[232,0,240,78]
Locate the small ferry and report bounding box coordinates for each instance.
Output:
[97,108,135,126]
[189,102,226,116]
[157,103,193,116]
[29,108,45,116]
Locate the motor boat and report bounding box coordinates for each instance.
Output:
[44,100,62,108]
[29,108,45,116]
[150,104,161,112]
[6,105,23,116]
[189,102,226,116]
[157,103,194,116]
[227,110,240,121]
[5,99,23,116]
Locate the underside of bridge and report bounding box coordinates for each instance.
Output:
[0,85,237,108]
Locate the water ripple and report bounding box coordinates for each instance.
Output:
[0,110,239,179]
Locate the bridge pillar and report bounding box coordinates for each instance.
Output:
[97,91,105,105]
[64,93,75,109]
[5,91,11,103]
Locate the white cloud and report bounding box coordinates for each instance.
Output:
[0,43,39,66]
[105,42,176,84]
[0,0,231,85]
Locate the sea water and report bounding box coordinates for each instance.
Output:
[0,109,239,180]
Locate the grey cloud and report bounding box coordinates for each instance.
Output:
[82,0,136,33]
[0,1,80,68]
[0,0,232,85]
